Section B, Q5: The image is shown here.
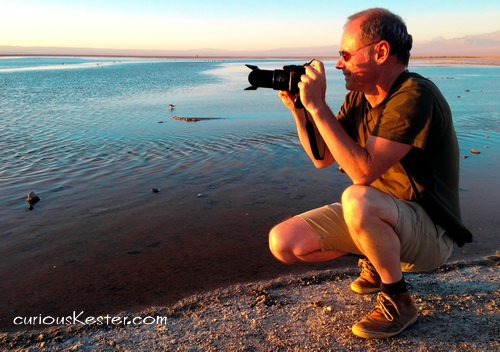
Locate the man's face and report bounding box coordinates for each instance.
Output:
[335,19,377,93]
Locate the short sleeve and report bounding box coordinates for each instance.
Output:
[371,83,433,149]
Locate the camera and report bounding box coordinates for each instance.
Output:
[245,62,311,93]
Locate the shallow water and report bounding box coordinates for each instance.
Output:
[0,57,498,329]
[1,58,498,230]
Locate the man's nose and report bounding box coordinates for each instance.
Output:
[335,58,344,70]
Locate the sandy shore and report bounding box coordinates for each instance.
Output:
[1,255,498,351]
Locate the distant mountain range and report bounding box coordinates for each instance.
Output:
[413,31,500,56]
[1,31,499,57]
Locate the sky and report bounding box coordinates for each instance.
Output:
[1,0,499,51]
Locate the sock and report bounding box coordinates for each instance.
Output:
[381,276,407,295]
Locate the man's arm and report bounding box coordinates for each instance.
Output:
[298,61,412,185]
[278,90,335,168]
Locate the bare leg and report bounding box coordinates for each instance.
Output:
[342,185,402,284]
[269,217,347,264]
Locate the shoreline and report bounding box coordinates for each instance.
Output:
[1,158,497,338]
[1,255,498,351]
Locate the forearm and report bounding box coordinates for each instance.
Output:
[291,108,334,168]
[307,104,374,184]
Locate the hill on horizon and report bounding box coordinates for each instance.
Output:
[1,31,499,57]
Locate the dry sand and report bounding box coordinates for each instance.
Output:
[1,255,498,351]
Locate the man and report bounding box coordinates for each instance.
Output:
[269,8,472,339]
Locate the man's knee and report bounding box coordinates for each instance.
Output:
[268,223,285,257]
[341,185,397,230]
[268,217,317,264]
[342,185,375,223]
[269,221,296,264]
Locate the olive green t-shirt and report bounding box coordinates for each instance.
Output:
[337,71,472,247]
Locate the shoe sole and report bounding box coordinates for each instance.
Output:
[350,283,381,295]
[351,314,418,339]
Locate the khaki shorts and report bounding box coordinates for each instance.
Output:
[296,198,454,272]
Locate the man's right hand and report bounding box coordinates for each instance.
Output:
[278,90,301,111]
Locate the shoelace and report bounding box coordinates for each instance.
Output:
[360,259,377,278]
[375,293,401,322]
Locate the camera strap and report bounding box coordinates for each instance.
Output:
[294,97,324,160]
[303,109,324,161]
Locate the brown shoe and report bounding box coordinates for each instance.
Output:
[350,258,381,294]
[352,291,418,339]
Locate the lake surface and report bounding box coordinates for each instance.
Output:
[0,56,498,330]
[1,57,498,220]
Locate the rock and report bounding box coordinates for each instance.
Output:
[173,116,200,122]
[26,191,40,209]
[172,116,224,122]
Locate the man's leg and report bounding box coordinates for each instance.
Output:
[269,217,347,264]
[342,185,418,339]
[341,185,402,285]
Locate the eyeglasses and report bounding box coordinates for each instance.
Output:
[339,41,379,62]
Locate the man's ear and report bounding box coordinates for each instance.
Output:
[375,40,391,63]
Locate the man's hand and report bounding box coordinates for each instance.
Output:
[298,60,327,113]
[278,90,300,111]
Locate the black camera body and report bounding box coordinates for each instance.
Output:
[245,63,308,94]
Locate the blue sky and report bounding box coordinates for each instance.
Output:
[2,0,499,50]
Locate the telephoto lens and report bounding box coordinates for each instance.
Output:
[245,64,306,93]
[245,65,275,90]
